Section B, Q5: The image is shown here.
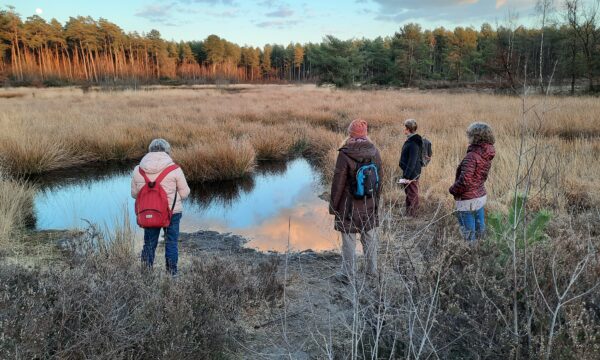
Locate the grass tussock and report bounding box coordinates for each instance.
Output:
[248,126,295,160]
[174,138,256,182]
[300,125,344,164]
[0,178,35,246]
[0,136,87,176]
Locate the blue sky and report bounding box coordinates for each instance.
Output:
[7,1,544,46]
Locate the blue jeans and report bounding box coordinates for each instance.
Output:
[456,207,486,242]
[141,212,182,275]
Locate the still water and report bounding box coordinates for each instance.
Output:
[33,159,339,252]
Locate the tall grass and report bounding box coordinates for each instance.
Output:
[0,85,598,212]
[0,175,35,247]
[174,138,256,182]
[0,137,86,176]
[248,126,295,160]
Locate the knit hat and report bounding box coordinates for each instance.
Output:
[348,119,368,139]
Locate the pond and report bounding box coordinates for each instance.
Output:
[33,158,339,252]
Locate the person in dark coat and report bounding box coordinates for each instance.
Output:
[449,122,496,242]
[399,119,423,216]
[329,119,383,279]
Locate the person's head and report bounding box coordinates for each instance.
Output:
[404,119,418,136]
[348,118,368,139]
[466,122,495,145]
[148,138,172,154]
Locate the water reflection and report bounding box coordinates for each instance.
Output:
[33,159,338,252]
[29,161,137,191]
[188,177,256,208]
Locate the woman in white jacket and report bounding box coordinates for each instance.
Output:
[131,138,190,275]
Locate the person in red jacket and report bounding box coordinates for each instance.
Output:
[449,122,495,242]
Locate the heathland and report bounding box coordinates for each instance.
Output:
[0,85,599,358]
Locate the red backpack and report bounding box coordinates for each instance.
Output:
[135,164,179,229]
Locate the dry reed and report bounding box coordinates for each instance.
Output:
[173,139,256,182]
[0,85,598,212]
[0,177,35,246]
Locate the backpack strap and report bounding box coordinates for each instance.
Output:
[139,164,179,188]
[154,164,180,186]
[138,167,151,185]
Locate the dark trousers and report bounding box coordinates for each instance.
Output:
[141,212,182,275]
[404,180,419,216]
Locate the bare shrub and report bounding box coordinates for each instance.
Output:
[0,250,282,359]
[296,211,599,359]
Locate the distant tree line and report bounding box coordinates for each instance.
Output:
[1,1,598,92]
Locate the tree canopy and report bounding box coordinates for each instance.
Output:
[0,4,598,92]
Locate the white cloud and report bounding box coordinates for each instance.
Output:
[369,0,537,23]
[256,19,300,28]
[266,6,294,17]
[134,4,176,23]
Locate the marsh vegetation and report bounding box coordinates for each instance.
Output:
[0,85,599,358]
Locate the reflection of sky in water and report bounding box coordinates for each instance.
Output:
[34,159,338,252]
[34,173,136,233]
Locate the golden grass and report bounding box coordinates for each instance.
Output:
[0,93,26,99]
[0,177,35,246]
[248,126,295,160]
[174,139,256,182]
[0,85,598,212]
[0,137,87,176]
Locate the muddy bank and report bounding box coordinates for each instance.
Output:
[179,229,341,262]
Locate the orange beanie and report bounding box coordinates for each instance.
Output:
[348,119,368,139]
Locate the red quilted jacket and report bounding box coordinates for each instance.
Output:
[449,143,495,201]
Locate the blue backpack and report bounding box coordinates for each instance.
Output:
[353,160,380,199]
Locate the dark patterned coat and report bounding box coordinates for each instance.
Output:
[449,143,496,201]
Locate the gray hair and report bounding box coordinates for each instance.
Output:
[148,138,171,154]
[404,119,418,133]
[467,122,495,145]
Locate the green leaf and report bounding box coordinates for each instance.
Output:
[526,210,552,245]
[487,212,505,243]
[508,193,527,229]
